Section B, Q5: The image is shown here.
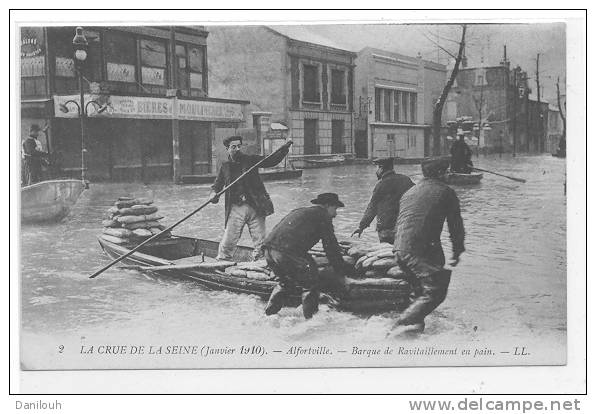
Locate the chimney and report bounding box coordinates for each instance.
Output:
[500,45,510,69]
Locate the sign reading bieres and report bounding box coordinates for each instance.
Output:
[53,95,244,122]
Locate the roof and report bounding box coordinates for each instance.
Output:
[360,47,445,71]
[265,25,355,54]
[270,122,288,131]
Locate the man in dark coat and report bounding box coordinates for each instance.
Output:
[390,158,465,336]
[22,124,46,186]
[450,131,473,173]
[351,157,414,244]
[209,136,291,261]
[263,193,353,319]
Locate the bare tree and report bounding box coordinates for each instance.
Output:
[431,24,467,156]
[556,76,566,140]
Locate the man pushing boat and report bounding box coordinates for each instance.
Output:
[390,158,466,336]
[210,136,291,261]
[262,193,354,319]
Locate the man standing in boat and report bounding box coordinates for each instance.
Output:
[209,136,291,261]
[262,193,354,319]
[351,157,414,244]
[21,124,47,186]
[450,129,473,173]
[390,158,465,336]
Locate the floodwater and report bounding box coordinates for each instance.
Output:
[19,155,567,370]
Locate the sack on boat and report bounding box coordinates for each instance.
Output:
[343,256,356,266]
[235,260,269,272]
[103,227,134,238]
[102,219,121,228]
[376,249,395,259]
[107,206,120,216]
[225,268,247,278]
[346,277,406,288]
[115,198,154,209]
[196,261,235,270]
[372,258,398,269]
[386,266,406,279]
[246,270,273,281]
[362,256,378,269]
[100,234,130,245]
[123,220,161,230]
[118,205,158,216]
[314,256,329,266]
[117,213,163,224]
[132,228,153,238]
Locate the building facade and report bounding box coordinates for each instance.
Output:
[446,52,551,154]
[354,47,446,159]
[207,26,356,165]
[20,26,249,182]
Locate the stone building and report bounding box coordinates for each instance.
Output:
[207,26,356,165]
[354,47,446,159]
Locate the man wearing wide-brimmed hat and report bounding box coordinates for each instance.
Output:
[389,157,465,336]
[262,193,353,319]
[351,157,414,244]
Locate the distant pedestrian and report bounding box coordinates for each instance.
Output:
[450,130,473,173]
[210,136,291,261]
[22,124,46,186]
[389,158,465,336]
[351,157,414,244]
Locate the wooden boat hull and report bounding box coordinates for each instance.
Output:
[445,172,483,185]
[97,235,411,314]
[21,179,86,224]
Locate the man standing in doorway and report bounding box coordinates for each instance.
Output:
[390,158,465,336]
[210,136,291,261]
[351,157,414,244]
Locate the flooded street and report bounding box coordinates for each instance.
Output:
[20,155,566,369]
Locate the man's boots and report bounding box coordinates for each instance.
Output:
[265,284,287,315]
[301,289,319,319]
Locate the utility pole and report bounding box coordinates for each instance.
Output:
[535,53,542,153]
[169,26,181,183]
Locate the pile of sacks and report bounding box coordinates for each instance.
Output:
[100,196,169,245]
[346,242,406,279]
[223,259,276,281]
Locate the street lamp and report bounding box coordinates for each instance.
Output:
[72,27,88,185]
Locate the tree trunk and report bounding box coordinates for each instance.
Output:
[432,25,467,156]
[557,77,566,140]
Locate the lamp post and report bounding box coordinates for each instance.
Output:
[72,27,88,185]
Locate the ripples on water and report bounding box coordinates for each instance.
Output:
[20,155,566,366]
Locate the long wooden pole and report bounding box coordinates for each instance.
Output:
[472,167,526,183]
[90,141,292,279]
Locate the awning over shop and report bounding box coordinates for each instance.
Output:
[21,98,53,117]
[270,122,288,131]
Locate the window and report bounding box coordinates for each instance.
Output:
[175,44,189,94]
[331,69,346,104]
[303,64,319,102]
[104,31,136,83]
[384,89,392,122]
[374,87,418,124]
[188,46,205,96]
[410,93,418,124]
[375,88,382,121]
[140,39,166,86]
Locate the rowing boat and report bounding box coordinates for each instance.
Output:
[97,235,411,314]
[445,172,483,185]
[21,179,86,224]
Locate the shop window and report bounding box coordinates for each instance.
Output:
[104,31,136,83]
[330,69,346,105]
[303,64,320,103]
[140,39,166,87]
[20,27,46,96]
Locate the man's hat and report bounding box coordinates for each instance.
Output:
[372,157,394,169]
[223,135,243,147]
[29,124,41,133]
[310,193,345,208]
[421,158,450,178]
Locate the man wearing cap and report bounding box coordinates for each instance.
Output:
[21,124,47,185]
[450,131,473,173]
[262,193,354,319]
[351,157,414,244]
[210,135,291,261]
[390,158,465,336]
